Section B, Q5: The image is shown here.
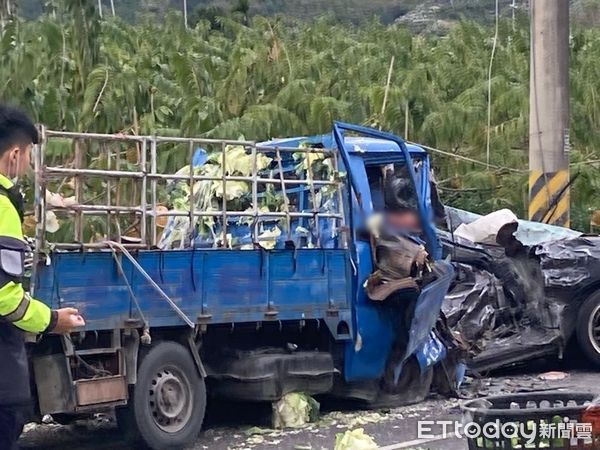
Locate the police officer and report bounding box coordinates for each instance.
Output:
[0,104,83,449]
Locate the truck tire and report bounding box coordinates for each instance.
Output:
[369,356,433,408]
[576,290,600,367]
[117,341,206,450]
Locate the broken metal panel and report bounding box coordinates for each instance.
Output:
[536,237,600,288]
[439,246,566,372]
[394,261,454,382]
[469,327,562,372]
[442,264,506,345]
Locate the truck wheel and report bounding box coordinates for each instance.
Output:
[576,290,600,367]
[117,342,206,450]
[369,356,433,408]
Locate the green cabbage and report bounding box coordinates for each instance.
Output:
[272,393,320,429]
[334,429,378,450]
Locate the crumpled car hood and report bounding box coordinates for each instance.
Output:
[536,236,600,288]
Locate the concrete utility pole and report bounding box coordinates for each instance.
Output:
[528,0,570,227]
[511,0,516,31]
[183,0,188,29]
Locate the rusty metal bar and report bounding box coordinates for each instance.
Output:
[35,131,346,250]
[304,148,320,247]
[140,139,148,245]
[188,140,195,240]
[221,141,227,246]
[105,142,112,240]
[49,208,341,219]
[44,130,254,147]
[31,127,47,296]
[52,242,147,250]
[44,130,335,154]
[331,150,347,249]
[73,139,84,243]
[251,143,259,243]
[150,139,158,247]
[275,147,291,238]
[45,167,144,178]
[49,205,144,213]
[43,167,338,187]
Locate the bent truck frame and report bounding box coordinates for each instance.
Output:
[27,123,453,449]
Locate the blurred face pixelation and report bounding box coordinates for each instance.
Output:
[2,143,33,181]
[386,209,421,231]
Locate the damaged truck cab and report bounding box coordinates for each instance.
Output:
[28,123,452,449]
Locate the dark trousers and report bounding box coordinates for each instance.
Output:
[0,407,25,450]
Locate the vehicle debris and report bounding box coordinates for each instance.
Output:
[442,206,600,372]
[538,371,569,381]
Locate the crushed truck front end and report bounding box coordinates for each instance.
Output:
[264,123,455,402]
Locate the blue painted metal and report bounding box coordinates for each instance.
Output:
[332,122,440,260]
[415,332,447,372]
[36,123,451,389]
[394,260,454,382]
[35,249,352,332]
[261,136,427,157]
[343,240,396,381]
[261,131,434,249]
[326,123,446,381]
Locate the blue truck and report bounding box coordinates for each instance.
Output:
[28,123,453,449]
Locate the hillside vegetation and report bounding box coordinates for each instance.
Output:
[1,1,599,229]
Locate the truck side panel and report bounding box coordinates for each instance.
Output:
[34,249,351,330]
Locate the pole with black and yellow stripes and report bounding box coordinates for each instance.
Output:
[529,0,570,228]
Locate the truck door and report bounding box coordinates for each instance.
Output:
[331,122,453,383]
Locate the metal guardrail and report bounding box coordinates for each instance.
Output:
[33,128,347,251]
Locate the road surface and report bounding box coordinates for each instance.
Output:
[20,365,598,450]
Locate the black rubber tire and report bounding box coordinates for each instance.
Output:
[368,356,434,408]
[116,342,206,450]
[576,290,600,367]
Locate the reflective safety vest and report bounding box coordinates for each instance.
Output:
[0,173,56,406]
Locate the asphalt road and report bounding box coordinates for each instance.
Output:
[19,365,599,450]
[20,397,466,450]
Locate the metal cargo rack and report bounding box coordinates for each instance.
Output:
[33,128,348,252]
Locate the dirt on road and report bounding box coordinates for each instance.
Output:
[20,364,600,450]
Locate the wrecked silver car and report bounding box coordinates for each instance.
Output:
[440,207,600,372]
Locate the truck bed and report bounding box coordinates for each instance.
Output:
[34,248,351,331]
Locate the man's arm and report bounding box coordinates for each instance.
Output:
[0,199,57,333]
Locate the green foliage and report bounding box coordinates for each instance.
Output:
[2,5,600,231]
